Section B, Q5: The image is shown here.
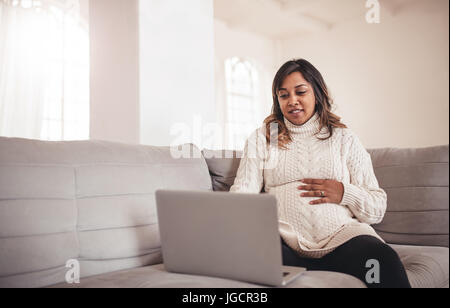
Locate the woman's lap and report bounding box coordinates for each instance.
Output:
[281,240,326,270]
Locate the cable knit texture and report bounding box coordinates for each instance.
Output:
[230,112,388,258]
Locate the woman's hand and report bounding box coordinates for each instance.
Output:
[298,179,344,205]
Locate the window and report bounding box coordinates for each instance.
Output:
[0,0,89,141]
[40,1,89,141]
[224,57,261,150]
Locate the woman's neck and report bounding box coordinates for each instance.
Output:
[283,112,321,138]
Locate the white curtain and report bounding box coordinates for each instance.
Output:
[0,0,88,140]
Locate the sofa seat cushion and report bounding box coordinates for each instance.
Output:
[50,263,366,288]
[391,244,449,288]
[51,245,450,288]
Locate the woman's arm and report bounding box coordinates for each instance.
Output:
[340,130,387,225]
[230,129,266,194]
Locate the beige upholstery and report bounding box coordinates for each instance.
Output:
[50,264,366,288]
[0,138,211,287]
[0,137,448,288]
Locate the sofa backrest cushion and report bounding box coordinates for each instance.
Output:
[368,145,449,247]
[203,145,449,247]
[0,138,212,287]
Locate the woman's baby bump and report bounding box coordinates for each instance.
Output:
[269,181,355,241]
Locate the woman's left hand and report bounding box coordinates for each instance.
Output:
[298,179,344,205]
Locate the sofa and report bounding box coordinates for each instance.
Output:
[0,136,448,288]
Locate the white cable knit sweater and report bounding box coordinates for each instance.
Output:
[230,112,387,258]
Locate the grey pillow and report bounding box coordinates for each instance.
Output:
[202,150,242,191]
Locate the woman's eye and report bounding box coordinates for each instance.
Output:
[279,92,305,98]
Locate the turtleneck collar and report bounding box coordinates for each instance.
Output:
[283,112,322,138]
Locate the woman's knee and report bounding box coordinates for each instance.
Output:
[331,235,406,275]
[351,236,401,264]
[331,235,411,288]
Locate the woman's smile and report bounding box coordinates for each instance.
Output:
[289,109,305,118]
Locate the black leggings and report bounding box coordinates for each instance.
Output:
[282,235,412,288]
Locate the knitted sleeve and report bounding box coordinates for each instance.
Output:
[340,130,387,225]
[229,128,266,194]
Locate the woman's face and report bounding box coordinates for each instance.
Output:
[277,72,316,126]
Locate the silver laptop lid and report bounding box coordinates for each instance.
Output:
[155,190,284,286]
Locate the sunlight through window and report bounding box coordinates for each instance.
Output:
[0,0,89,141]
[225,57,260,150]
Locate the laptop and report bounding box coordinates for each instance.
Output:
[155,189,306,287]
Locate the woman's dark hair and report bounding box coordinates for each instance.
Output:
[264,59,347,149]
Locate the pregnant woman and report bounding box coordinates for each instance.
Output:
[230,59,411,288]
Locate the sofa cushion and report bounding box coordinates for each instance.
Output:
[49,263,366,288]
[0,137,212,288]
[202,149,242,192]
[369,145,449,247]
[391,244,449,288]
[49,245,450,288]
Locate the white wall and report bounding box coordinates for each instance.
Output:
[214,19,277,149]
[79,0,89,23]
[89,0,215,148]
[89,0,140,144]
[279,1,449,148]
[89,0,448,149]
[139,0,215,148]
